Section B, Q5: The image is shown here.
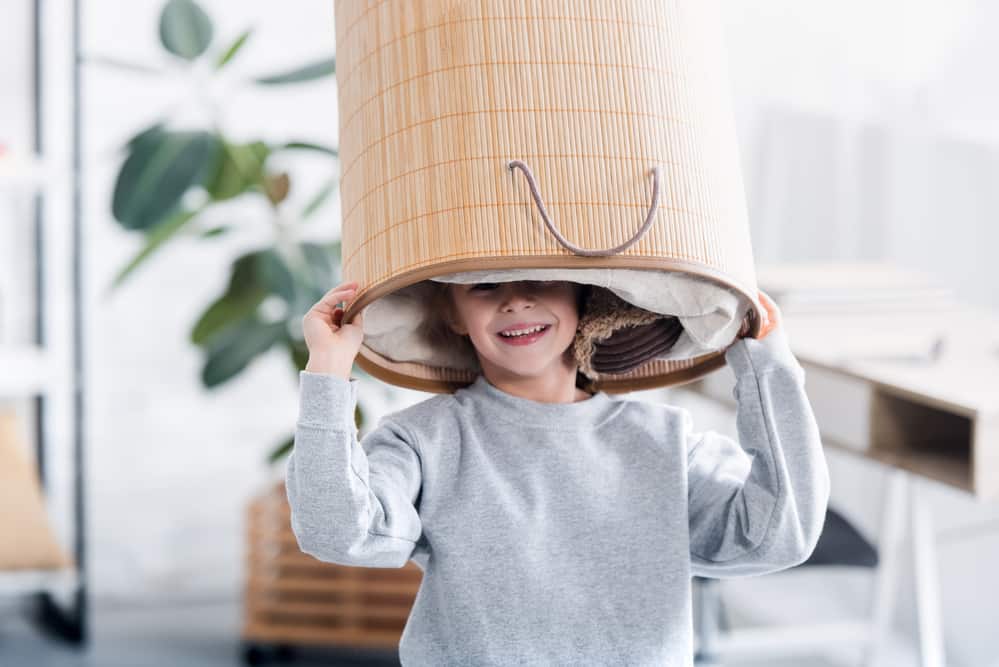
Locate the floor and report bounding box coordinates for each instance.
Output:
[0,581,921,667]
[0,598,399,667]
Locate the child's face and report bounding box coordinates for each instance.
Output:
[446,280,582,382]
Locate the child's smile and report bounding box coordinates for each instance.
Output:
[496,322,552,345]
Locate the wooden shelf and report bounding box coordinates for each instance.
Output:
[0,345,55,398]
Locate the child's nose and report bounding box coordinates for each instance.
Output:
[501,285,536,309]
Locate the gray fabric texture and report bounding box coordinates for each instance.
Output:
[286,325,830,666]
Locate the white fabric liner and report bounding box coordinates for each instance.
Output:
[361,268,754,372]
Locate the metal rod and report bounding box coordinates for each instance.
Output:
[70,0,90,643]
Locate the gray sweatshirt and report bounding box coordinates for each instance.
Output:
[286,325,830,666]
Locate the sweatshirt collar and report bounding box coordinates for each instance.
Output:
[462,374,618,429]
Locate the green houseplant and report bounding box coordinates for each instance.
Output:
[98,0,367,463]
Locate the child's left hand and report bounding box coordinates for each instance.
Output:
[737,290,781,340]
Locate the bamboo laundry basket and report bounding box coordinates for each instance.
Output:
[334,0,765,393]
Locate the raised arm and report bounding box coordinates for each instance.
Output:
[286,371,423,568]
[686,321,830,578]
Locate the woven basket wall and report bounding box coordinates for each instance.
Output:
[335,0,763,393]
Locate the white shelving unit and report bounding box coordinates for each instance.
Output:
[0,159,86,640]
[0,0,87,644]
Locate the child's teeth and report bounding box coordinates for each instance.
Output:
[502,325,545,337]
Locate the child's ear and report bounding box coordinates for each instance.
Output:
[450,321,468,336]
[448,312,468,336]
[441,287,467,335]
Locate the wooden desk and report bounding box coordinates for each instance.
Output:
[689,303,999,500]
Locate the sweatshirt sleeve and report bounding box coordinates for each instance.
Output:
[285,371,423,569]
[686,325,830,578]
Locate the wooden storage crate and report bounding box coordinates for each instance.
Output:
[241,481,423,662]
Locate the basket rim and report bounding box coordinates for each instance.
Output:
[341,254,764,393]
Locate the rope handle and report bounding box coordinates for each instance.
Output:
[506,159,663,257]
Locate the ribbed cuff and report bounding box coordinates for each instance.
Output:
[724,325,805,381]
[298,371,358,429]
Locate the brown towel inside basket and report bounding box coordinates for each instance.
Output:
[573,286,684,380]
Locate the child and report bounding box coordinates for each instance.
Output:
[287,278,830,666]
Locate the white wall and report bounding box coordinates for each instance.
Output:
[721,0,999,311]
[6,0,998,664]
[77,0,428,603]
[716,3,999,664]
[78,0,423,603]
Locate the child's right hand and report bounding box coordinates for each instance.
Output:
[302,281,365,378]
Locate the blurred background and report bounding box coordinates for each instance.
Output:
[2,1,998,665]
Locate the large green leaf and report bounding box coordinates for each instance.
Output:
[200,317,285,388]
[112,130,220,230]
[190,253,267,346]
[254,57,335,85]
[190,249,297,346]
[205,140,269,201]
[256,249,296,302]
[190,287,267,348]
[108,207,201,293]
[159,0,213,60]
[126,123,167,151]
[283,241,339,321]
[299,241,339,290]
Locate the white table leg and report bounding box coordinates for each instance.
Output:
[911,478,946,667]
[865,468,908,667]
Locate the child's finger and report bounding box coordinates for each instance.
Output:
[754,291,781,339]
[761,292,781,327]
[312,282,359,313]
